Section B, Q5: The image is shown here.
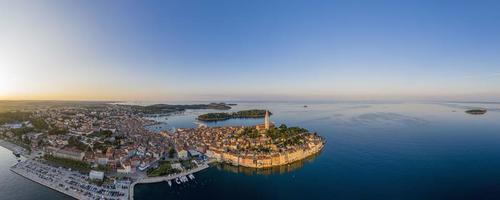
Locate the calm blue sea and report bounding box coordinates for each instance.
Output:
[2,101,500,199]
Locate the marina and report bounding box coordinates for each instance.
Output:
[129,161,212,200]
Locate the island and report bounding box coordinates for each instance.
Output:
[465,109,487,115]
[197,109,271,122]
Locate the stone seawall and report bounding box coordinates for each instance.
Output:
[218,142,325,169]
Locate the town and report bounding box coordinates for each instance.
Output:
[0,102,324,199]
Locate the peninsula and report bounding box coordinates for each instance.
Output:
[179,111,324,168]
[197,109,271,122]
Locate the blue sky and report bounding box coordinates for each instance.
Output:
[1,0,499,101]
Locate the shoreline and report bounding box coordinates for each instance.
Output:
[0,139,29,156]
[210,141,325,169]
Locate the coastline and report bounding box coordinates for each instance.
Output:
[0,139,29,156]
[209,141,325,169]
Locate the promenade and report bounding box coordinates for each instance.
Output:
[11,165,88,199]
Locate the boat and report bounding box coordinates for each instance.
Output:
[167,180,172,187]
[188,174,195,180]
[175,178,181,184]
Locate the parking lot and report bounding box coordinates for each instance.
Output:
[11,159,129,200]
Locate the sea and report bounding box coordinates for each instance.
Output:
[1,101,500,200]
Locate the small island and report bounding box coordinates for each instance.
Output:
[197,109,271,122]
[465,109,487,115]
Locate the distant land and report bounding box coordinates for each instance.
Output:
[465,109,487,115]
[198,109,271,122]
[125,102,233,115]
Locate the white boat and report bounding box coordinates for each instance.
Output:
[167,180,172,187]
[188,174,195,180]
[175,178,181,184]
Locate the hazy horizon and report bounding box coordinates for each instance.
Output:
[1,0,500,101]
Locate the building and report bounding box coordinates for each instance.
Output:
[117,162,132,174]
[89,170,104,180]
[48,147,85,161]
[188,150,202,158]
[178,149,189,159]
[256,110,275,131]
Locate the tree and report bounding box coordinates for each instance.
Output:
[168,148,176,158]
[279,124,288,130]
[30,118,48,130]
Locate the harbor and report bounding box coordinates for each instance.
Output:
[129,160,213,200]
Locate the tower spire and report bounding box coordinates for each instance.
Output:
[264,110,270,130]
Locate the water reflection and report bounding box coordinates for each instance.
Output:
[213,151,321,175]
[351,112,428,127]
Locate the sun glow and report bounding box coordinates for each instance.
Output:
[0,72,15,97]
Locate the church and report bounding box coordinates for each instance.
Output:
[255,110,275,132]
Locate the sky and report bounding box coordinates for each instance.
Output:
[1,0,500,101]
